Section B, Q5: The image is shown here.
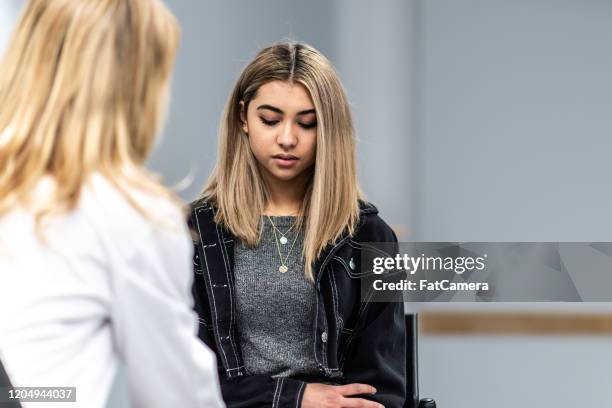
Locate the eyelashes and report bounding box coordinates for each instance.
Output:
[260,117,279,126]
[299,122,317,130]
[259,117,317,129]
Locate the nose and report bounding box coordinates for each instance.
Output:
[276,121,297,149]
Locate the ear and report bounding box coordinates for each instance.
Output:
[239,101,248,134]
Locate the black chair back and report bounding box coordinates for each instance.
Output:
[405,314,437,408]
[405,314,420,408]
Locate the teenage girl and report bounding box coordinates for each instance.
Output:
[0,1,224,407]
[189,42,406,407]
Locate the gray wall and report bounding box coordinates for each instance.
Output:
[420,334,612,407]
[333,0,416,237]
[414,0,612,242]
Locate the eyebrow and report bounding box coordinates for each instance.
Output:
[256,104,316,116]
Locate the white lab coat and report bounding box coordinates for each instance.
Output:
[0,174,225,408]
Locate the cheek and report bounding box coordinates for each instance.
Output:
[303,134,317,162]
[247,126,271,159]
[248,136,266,163]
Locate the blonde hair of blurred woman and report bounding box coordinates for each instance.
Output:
[199,42,363,281]
[0,0,180,223]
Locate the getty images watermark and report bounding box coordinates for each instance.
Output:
[359,242,612,302]
[372,252,489,292]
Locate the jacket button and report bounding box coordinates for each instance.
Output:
[321,331,328,343]
[349,258,356,270]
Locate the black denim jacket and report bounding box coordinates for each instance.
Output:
[188,201,406,408]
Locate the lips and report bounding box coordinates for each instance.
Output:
[272,154,298,160]
[272,154,299,168]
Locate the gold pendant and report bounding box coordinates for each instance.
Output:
[279,265,288,273]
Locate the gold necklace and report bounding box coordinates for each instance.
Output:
[269,220,296,245]
[267,216,300,273]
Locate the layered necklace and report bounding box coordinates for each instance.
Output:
[266,215,300,273]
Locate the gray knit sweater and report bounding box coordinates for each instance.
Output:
[234,216,318,377]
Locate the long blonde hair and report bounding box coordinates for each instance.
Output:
[199,42,363,281]
[0,0,180,222]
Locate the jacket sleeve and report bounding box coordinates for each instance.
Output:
[340,299,406,407]
[341,215,407,407]
[219,374,306,408]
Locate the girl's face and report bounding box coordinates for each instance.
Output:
[242,80,317,184]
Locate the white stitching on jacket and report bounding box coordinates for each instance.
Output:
[194,206,230,370]
[312,236,350,369]
[295,382,305,408]
[214,215,241,367]
[272,377,284,408]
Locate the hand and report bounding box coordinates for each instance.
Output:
[301,383,384,408]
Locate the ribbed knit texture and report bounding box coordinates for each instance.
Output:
[234,216,318,377]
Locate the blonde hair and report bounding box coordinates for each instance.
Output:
[199,42,363,281]
[0,0,180,222]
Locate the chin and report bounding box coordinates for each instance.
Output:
[271,171,301,182]
[264,166,303,182]
[261,162,313,184]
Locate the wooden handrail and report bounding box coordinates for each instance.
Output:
[420,311,612,335]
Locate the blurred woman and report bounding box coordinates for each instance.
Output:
[0,1,224,407]
[189,42,406,407]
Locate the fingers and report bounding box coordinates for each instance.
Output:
[336,383,377,396]
[341,397,384,408]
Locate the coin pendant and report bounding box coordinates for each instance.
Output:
[279,265,288,273]
[279,236,288,245]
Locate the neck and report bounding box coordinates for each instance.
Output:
[263,172,310,216]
